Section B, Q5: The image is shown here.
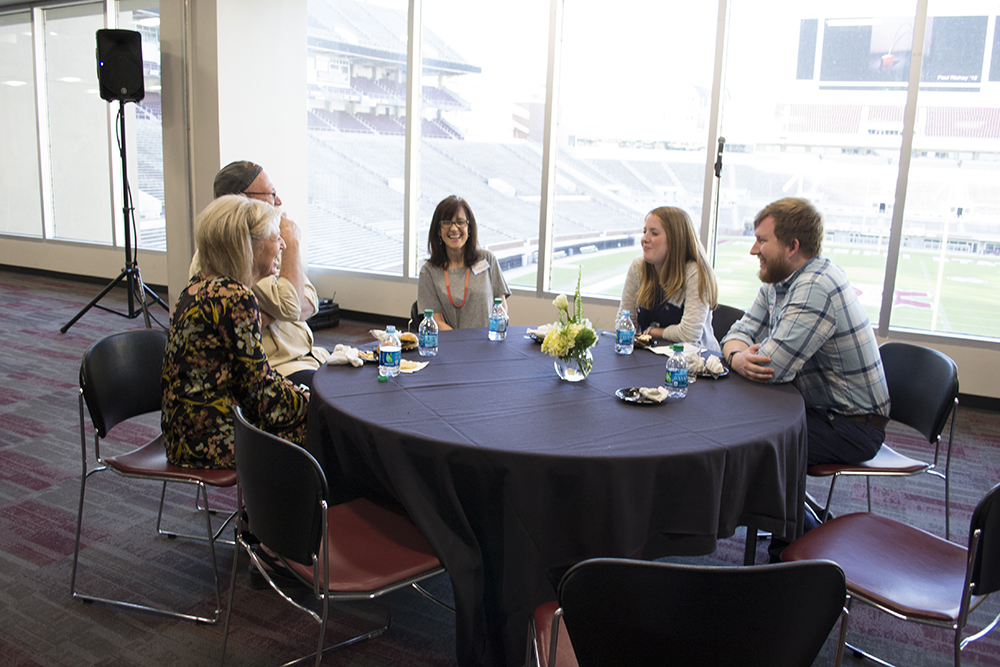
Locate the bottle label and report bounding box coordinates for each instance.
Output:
[379,348,401,367]
[489,316,506,332]
[667,368,688,389]
[616,329,634,346]
[420,333,438,348]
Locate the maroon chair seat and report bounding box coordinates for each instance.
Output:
[782,483,1000,667]
[784,513,970,622]
[283,497,444,594]
[107,436,238,487]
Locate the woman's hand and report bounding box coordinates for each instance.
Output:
[642,326,665,340]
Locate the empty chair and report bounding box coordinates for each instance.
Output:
[711,303,744,343]
[71,328,237,624]
[221,407,450,667]
[782,482,1000,667]
[527,557,847,667]
[808,341,959,537]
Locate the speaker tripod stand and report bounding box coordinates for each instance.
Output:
[61,99,168,334]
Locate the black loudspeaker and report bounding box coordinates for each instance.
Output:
[96,29,144,103]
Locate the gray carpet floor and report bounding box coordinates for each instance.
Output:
[1,268,998,666]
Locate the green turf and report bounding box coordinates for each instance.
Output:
[506,235,1000,338]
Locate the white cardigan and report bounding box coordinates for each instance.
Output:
[618,256,720,353]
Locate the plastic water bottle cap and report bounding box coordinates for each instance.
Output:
[378,375,388,382]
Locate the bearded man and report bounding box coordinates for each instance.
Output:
[721,197,890,467]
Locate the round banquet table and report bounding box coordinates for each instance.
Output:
[306,326,807,667]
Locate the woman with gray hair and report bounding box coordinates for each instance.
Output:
[161,195,309,469]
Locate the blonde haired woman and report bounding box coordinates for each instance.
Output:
[161,195,309,469]
[618,206,720,352]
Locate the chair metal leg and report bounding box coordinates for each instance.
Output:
[73,471,224,624]
[412,581,455,612]
[833,599,850,667]
[157,482,237,546]
[744,522,758,565]
[525,618,538,667]
[547,607,563,667]
[944,401,957,541]
[70,466,103,596]
[201,481,224,623]
[836,597,902,667]
[220,523,241,666]
[820,476,839,523]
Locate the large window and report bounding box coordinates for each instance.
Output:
[717,2,915,317]
[121,1,166,251]
[44,3,114,244]
[0,11,42,238]
[0,1,163,250]
[552,1,718,297]
[305,0,410,274]
[419,0,549,283]
[892,4,1000,338]
[303,0,1000,342]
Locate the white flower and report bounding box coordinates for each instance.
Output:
[553,294,569,311]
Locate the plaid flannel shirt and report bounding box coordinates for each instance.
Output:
[722,256,890,417]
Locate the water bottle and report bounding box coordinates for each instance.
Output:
[418,309,438,357]
[488,298,507,341]
[665,343,688,398]
[615,309,635,355]
[379,325,401,377]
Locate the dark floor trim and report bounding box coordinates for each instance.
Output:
[959,393,1000,413]
[339,309,410,331]
[0,263,168,294]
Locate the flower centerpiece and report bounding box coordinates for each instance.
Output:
[541,269,598,381]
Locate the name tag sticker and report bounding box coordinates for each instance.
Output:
[471,258,490,275]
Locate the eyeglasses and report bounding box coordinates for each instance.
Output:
[244,190,277,201]
[441,219,469,229]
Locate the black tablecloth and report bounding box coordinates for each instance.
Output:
[306,326,806,667]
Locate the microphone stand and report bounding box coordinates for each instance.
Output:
[61,99,168,333]
[710,137,725,256]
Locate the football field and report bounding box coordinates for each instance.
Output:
[505,236,1000,338]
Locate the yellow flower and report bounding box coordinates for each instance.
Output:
[541,325,573,358]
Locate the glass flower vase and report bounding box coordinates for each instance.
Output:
[554,349,593,382]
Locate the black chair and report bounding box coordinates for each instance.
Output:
[782,482,1000,667]
[527,558,847,667]
[221,407,451,667]
[408,299,420,332]
[70,329,237,624]
[712,303,744,343]
[808,341,959,538]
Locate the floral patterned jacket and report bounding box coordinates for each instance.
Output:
[161,276,308,468]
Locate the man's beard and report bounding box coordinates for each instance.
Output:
[758,255,795,284]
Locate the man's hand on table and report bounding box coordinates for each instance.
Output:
[729,343,774,384]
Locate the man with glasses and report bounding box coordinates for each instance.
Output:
[196,160,330,387]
